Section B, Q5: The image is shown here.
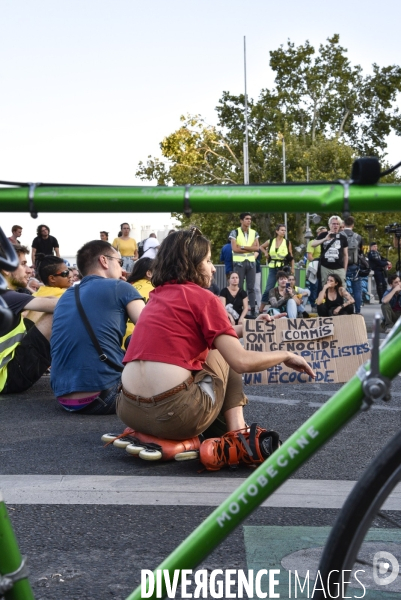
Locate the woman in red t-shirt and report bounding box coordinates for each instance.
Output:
[117,228,315,469]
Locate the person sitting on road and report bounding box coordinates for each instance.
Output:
[25,255,71,324]
[50,240,145,414]
[0,244,58,395]
[267,271,300,319]
[123,257,154,348]
[287,274,310,318]
[381,273,401,333]
[117,228,315,470]
[316,273,355,317]
[219,272,248,326]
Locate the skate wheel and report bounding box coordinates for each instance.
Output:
[175,450,199,461]
[101,433,119,443]
[113,437,132,448]
[139,448,162,461]
[126,443,145,455]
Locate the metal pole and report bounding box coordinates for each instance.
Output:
[283,137,287,235]
[243,36,249,185]
[305,166,312,240]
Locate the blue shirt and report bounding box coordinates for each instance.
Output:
[220,243,233,274]
[50,275,142,396]
[382,288,401,312]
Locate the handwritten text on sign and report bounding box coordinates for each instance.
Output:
[244,315,370,385]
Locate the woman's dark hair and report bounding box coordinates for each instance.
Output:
[151,229,211,288]
[327,273,342,288]
[37,254,66,285]
[36,224,50,236]
[127,258,154,284]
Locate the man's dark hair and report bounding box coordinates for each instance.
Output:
[37,255,66,285]
[388,273,399,285]
[151,229,210,288]
[77,240,115,277]
[127,258,154,284]
[11,225,22,233]
[276,270,288,281]
[370,241,377,247]
[239,212,251,221]
[344,216,355,227]
[0,243,29,261]
[36,224,50,236]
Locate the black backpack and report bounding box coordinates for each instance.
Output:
[137,238,148,258]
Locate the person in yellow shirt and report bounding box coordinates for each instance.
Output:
[306,225,327,309]
[122,257,154,348]
[25,256,71,324]
[112,223,138,273]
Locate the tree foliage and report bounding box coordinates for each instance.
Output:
[136,35,401,262]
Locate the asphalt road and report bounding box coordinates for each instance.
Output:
[1,365,400,600]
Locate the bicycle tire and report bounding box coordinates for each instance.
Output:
[315,431,401,599]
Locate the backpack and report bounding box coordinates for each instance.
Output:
[358,253,370,277]
[137,238,148,258]
[344,230,360,266]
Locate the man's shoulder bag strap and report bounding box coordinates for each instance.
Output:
[74,284,124,372]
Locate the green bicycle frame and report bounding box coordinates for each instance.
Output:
[0,180,400,600]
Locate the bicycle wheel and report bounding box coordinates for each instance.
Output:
[315,431,401,599]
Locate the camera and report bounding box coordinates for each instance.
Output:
[385,223,401,236]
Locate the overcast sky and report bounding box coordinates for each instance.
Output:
[1,0,400,257]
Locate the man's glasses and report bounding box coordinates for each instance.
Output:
[54,270,70,278]
[103,255,124,267]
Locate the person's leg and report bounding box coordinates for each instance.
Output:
[1,325,51,394]
[381,303,398,329]
[286,298,298,319]
[233,262,245,290]
[245,262,256,314]
[375,271,386,303]
[254,271,262,309]
[317,303,329,317]
[347,266,362,314]
[260,268,277,312]
[320,266,329,286]
[34,312,53,341]
[339,303,355,315]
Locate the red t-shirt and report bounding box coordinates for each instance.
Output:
[124,281,237,370]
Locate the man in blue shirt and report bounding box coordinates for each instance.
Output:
[219,237,233,280]
[51,240,145,414]
[381,273,401,333]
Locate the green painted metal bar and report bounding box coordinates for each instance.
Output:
[0,183,400,213]
[0,494,35,600]
[126,325,401,600]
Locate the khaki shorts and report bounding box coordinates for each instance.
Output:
[116,350,248,440]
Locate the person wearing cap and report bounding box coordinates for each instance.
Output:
[367,242,391,303]
[306,225,327,310]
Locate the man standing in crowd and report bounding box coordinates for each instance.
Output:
[31,224,60,266]
[306,225,327,310]
[368,242,391,302]
[310,215,348,286]
[50,240,145,414]
[259,223,294,314]
[0,244,58,395]
[342,216,362,314]
[220,236,234,280]
[100,231,109,241]
[8,225,23,245]
[141,233,160,259]
[381,274,401,333]
[229,212,259,318]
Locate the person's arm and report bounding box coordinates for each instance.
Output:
[343,247,348,272]
[246,235,259,252]
[126,298,145,323]
[315,283,329,306]
[213,334,315,377]
[133,241,138,260]
[382,284,401,304]
[238,296,249,324]
[24,296,59,313]
[219,295,227,308]
[269,289,286,309]
[307,252,314,262]
[31,247,36,265]
[311,233,331,248]
[54,247,60,258]
[332,287,354,314]
[288,241,295,273]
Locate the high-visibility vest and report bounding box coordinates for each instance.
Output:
[232,228,256,263]
[0,316,26,392]
[267,237,290,268]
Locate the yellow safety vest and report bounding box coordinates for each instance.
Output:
[232,228,256,263]
[267,237,290,268]
[0,316,26,392]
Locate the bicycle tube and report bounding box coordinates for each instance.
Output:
[0,183,401,213]
[0,493,35,600]
[315,431,401,599]
[125,326,401,600]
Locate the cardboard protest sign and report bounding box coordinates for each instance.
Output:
[244,315,370,385]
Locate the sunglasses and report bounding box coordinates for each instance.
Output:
[103,255,124,267]
[189,226,203,242]
[54,270,70,278]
